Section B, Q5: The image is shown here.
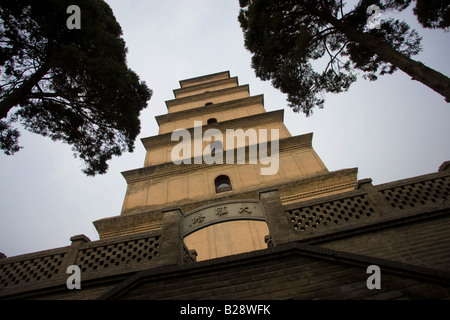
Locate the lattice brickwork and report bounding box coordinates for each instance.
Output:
[380,176,450,210]
[286,194,375,232]
[0,252,66,287]
[77,235,160,272]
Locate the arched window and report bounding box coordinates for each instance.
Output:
[207,118,217,125]
[215,175,232,193]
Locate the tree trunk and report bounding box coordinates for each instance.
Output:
[0,63,51,119]
[328,16,450,102]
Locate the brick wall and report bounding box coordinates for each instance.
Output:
[318,214,450,272]
[2,162,449,300]
[104,243,450,300]
[283,163,450,273]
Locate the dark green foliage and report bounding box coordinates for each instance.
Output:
[0,0,152,175]
[384,0,450,30]
[239,0,449,116]
[413,0,450,30]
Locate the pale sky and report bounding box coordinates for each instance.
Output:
[1,0,449,257]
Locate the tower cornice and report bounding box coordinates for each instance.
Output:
[178,70,230,88]
[124,133,313,184]
[173,76,239,99]
[155,95,264,127]
[142,109,284,150]
[165,85,250,110]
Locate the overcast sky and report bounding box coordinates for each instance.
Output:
[1,0,449,257]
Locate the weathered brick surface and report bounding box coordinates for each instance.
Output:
[103,243,450,300]
[0,231,162,299]
[2,163,449,300]
[318,214,450,272]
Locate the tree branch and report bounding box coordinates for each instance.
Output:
[323,39,348,75]
[34,94,119,134]
[0,62,51,119]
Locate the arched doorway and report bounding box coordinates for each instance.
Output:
[183,220,269,261]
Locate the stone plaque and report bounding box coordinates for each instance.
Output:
[182,200,265,237]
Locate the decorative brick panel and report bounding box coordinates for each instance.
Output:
[286,194,375,232]
[0,252,66,287]
[77,235,161,272]
[0,232,162,290]
[379,176,450,210]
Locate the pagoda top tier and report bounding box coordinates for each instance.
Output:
[178,70,230,88]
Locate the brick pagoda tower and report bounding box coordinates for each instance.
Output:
[93,70,357,261]
[1,71,449,300]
